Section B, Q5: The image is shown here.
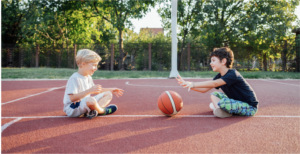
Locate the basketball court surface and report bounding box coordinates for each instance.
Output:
[2,78,300,153]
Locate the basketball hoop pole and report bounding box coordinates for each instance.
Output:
[169,0,180,79]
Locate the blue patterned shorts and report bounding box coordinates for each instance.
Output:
[211,91,258,116]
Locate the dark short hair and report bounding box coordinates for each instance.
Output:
[209,47,234,68]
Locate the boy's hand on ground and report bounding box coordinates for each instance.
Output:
[111,88,124,97]
[89,85,102,94]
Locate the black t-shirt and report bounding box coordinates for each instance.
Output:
[213,69,258,108]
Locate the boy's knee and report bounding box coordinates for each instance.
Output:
[210,94,220,101]
[86,97,97,106]
[104,91,113,99]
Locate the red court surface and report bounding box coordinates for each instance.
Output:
[1,79,300,153]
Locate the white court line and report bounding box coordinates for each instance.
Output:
[3,78,300,81]
[1,118,22,133]
[1,86,66,105]
[125,81,180,87]
[1,115,300,119]
[261,79,300,87]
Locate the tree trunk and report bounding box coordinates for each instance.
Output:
[180,33,187,71]
[295,34,300,72]
[247,47,251,71]
[282,40,287,72]
[263,53,267,71]
[118,29,125,70]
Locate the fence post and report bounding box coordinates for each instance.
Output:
[73,44,77,69]
[148,43,152,71]
[292,28,300,72]
[7,48,11,67]
[282,40,287,72]
[187,43,190,71]
[47,48,50,67]
[36,44,39,67]
[111,43,114,71]
[20,48,23,68]
[0,48,4,67]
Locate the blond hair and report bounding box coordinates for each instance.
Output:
[76,49,101,67]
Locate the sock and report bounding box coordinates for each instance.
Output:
[210,102,216,110]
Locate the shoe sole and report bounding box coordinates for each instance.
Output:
[213,108,232,118]
[87,110,98,119]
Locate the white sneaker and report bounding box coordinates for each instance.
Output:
[209,103,216,110]
[213,108,233,118]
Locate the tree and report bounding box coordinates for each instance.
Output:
[90,0,156,70]
[1,0,39,46]
[158,0,205,70]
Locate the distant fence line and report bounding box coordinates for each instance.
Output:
[1,42,299,72]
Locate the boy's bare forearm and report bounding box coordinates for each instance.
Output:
[101,88,114,92]
[193,79,226,89]
[191,87,212,93]
[69,90,91,102]
[193,81,216,88]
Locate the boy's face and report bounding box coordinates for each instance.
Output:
[210,56,226,72]
[81,61,98,76]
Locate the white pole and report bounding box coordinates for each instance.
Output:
[169,0,179,78]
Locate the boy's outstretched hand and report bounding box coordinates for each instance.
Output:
[176,75,185,85]
[176,75,193,91]
[111,88,124,97]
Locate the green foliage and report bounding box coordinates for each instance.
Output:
[122,29,171,70]
[2,0,40,45]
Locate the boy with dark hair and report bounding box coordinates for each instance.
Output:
[176,47,258,118]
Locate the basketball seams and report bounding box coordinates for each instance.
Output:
[165,91,178,115]
[158,91,182,116]
[169,91,182,112]
[160,96,172,114]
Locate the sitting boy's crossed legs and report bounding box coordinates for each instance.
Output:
[210,91,258,118]
[85,91,117,119]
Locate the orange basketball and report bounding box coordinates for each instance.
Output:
[158,91,183,116]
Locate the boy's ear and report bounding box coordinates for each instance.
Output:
[80,62,86,68]
[221,58,227,65]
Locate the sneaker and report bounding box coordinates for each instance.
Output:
[86,110,98,119]
[209,103,216,110]
[213,108,232,118]
[99,104,118,116]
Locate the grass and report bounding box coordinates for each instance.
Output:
[1,67,300,79]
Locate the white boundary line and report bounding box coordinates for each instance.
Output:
[260,79,300,87]
[125,81,179,87]
[1,86,66,105]
[3,78,300,81]
[1,118,22,133]
[1,115,300,119]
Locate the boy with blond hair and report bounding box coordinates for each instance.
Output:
[177,47,258,118]
[63,49,124,119]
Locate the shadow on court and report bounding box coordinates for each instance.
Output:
[2,116,248,153]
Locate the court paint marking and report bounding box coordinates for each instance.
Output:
[2,115,300,119]
[261,79,300,87]
[1,86,66,105]
[1,118,22,133]
[2,78,300,81]
[125,81,180,87]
